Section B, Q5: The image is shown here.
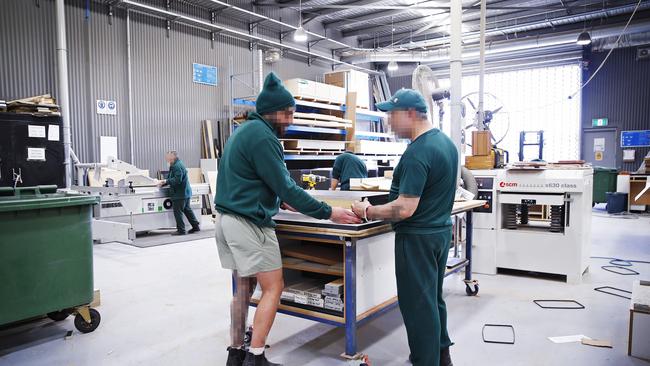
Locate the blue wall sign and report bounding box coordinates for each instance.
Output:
[192,63,218,86]
[621,130,650,147]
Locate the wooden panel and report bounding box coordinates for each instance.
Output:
[630,178,650,205]
[282,139,346,151]
[282,244,342,266]
[282,257,344,276]
[354,140,407,155]
[294,112,350,124]
[292,118,351,129]
[472,131,491,156]
[355,232,398,315]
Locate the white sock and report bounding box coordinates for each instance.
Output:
[249,347,265,356]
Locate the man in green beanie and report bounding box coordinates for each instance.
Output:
[352,89,459,366]
[215,72,360,366]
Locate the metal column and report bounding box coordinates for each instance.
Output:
[55,0,72,188]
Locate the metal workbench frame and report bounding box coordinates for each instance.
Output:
[241,203,481,357]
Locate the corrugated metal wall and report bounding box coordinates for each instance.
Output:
[0,0,330,175]
[581,46,650,171]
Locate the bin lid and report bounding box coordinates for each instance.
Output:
[0,185,99,212]
[593,167,618,172]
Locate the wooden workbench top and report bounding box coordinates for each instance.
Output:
[274,199,486,238]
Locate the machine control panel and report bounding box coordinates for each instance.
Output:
[473,177,495,213]
[474,191,493,213]
[475,177,494,190]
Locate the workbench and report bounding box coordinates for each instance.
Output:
[248,199,485,358]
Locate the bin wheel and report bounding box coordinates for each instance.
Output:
[465,283,479,296]
[47,309,72,322]
[74,309,101,333]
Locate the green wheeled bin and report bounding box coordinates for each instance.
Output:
[592,167,618,206]
[0,185,101,333]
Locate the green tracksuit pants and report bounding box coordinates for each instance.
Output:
[395,229,453,366]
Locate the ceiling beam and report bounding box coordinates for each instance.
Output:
[322,0,446,29]
[302,0,378,25]
[351,0,645,42]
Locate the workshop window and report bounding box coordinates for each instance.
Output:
[440,64,582,162]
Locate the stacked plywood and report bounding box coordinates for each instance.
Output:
[7,94,60,116]
[284,79,346,105]
[293,112,352,129]
[352,140,407,155]
[282,139,346,153]
[324,70,370,109]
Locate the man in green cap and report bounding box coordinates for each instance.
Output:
[158,150,200,235]
[330,151,368,191]
[215,72,360,366]
[352,89,458,366]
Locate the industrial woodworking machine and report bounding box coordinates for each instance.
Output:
[72,157,209,244]
[470,165,593,283]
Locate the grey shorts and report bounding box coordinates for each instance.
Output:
[215,213,282,277]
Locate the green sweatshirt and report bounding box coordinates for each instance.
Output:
[166,159,192,200]
[215,112,332,227]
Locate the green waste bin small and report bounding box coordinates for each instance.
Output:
[592,167,618,205]
[0,185,102,333]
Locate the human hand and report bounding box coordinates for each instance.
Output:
[330,207,362,224]
[156,179,166,187]
[280,202,297,212]
[351,199,371,220]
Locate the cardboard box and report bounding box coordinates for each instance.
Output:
[284,78,346,104]
[324,70,370,109]
[472,131,491,156]
[629,280,650,361]
[284,79,316,98]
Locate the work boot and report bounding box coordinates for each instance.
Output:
[188,226,201,234]
[242,351,282,366]
[440,347,453,366]
[226,347,246,366]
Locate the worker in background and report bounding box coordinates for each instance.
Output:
[352,89,458,366]
[215,72,360,366]
[157,150,200,235]
[330,151,368,190]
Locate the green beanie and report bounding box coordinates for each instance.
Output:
[256,72,296,115]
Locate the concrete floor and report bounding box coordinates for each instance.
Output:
[1,208,649,366]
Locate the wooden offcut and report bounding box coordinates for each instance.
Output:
[282,244,342,266]
[472,130,491,156]
[7,94,60,116]
[465,151,496,170]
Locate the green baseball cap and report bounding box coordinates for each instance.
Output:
[376,88,428,114]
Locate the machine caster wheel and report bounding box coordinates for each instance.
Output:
[465,282,479,296]
[47,309,72,322]
[74,308,101,333]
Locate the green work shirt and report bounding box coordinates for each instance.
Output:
[166,159,192,200]
[389,129,458,234]
[215,112,332,227]
[332,152,368,190]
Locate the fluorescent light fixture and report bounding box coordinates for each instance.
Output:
[576,31,592,45]
[294,26,308,42]
[387,60,399,71]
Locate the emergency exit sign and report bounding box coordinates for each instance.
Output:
[592,118,608,127]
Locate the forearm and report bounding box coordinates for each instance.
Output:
[330,179,339,190]
[366,201,407,221]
